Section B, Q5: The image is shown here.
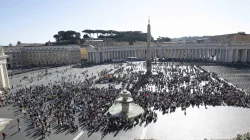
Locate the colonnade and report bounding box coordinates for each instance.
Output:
[87,45,250,63]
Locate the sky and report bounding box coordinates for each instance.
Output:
[0,0,250,45]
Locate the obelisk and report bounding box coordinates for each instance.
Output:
[146,18,152,74]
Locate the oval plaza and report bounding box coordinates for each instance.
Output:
[87,43,250,63]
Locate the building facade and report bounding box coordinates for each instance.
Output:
[80,46,88,60]
[86,43,250,63]
[3,45,81,69]
[209,32,250,43]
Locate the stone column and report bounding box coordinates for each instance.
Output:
[205,49,209,59]
[177,49,180,59]
[164,49,166,58]
[183,49,186,59]
[106,51,108,61]
[241,49,247,62]
[87,52,90,62]
[235,49,239,62]
[185,49,190,59]
[221,50,224,62]
[160,48,163,59]
[181,49,183,59]
[140,50,143,59]
[247,49,250,62]
[143,50,145,59]
[224,49,228,62]
[88,52,91,62]
[171,49,174,58]
[92,52,95,62]
[96,51,99,63]
[192,49,195,59]
[90,52,93,62]
[141,50,143,59]
[99,51,104,62]
[166,49,169,58]
[227,49,233,62]
[195,49,199,59]
[175,49,178,58]
[187,49,190,59]
[201,49,204,60]
[223,49,226,62]
[193,49,196,59]
[180,49,184,59]
[102,51,105,61]
[0,65,5,88]
[108,51,110,60]
[2,63,10,89]
[216,49,219,62]
[194,49,196,59]
[170,49,173,58]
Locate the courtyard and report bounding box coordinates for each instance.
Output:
[0,62,250,140]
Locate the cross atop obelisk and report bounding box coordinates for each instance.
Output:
[146,17,152,74]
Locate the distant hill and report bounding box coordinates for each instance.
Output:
[171,36,211,41]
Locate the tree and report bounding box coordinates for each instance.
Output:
[82,29,93,37]
[53,34,60,42]
[95,30,104,38]
[53,30,81,44]
[58,31,66,40]
[83,34,90,38]
[82,29,154,43]
[17,41,21,45]
[157,36,171,42]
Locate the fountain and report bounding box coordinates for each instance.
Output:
[108,90,144,119]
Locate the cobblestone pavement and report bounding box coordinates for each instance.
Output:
[202,63,250,94]
[1,63,250,140]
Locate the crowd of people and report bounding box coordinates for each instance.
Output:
[1,61,250,139]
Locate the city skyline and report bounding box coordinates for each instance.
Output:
[1,0,250,46]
